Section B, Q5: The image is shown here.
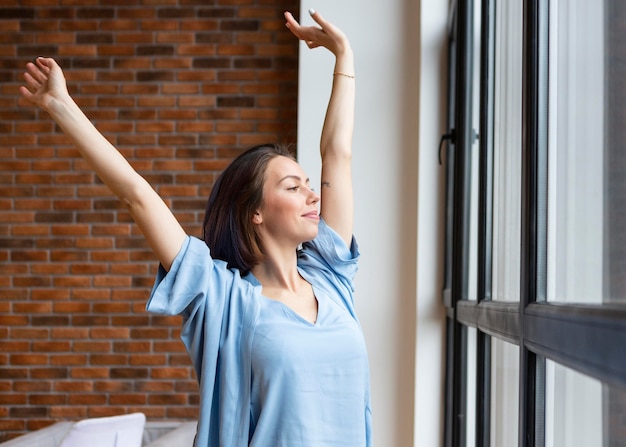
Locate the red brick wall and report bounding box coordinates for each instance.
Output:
[0,0,299,441]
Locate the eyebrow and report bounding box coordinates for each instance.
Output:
[278,175,310,185]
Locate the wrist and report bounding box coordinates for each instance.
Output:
[335,44,353,60]
[46,93,76,119]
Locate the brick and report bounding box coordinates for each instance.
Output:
[10,354,47,365]
[9,407,48,418]
[73,344,111,353]
[13,381,51,392]
[51,327,90,339]
[148,393,188,405]
[94,381,133,393]
[110,368,148,379]
[151,367,190,379]
[31,315,70,326]
[49,406,87,419]
[129,354,167,365]
[111,316,151,328]
[0,368,28,379]
[10,329,49,340]
[52,301,90,313]
[109,394,146,405]
[166,407,199,419]
[50,354,87,366]
[90,327,130,339]
[26,420,58,431]
[72,315,109,326]
[90,354,127,365]
[0,394,27,405]
[70,288,111,300]
[52,381,93,396]
[68,394,106,405]
[220,19,259,31]
[174,380,198,392]
[29,394,67,405]
[32,341,71,352]
[30,368,68,379]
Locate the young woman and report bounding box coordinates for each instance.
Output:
[20,9,372,447]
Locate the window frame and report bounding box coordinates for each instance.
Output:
[442,1,626,446]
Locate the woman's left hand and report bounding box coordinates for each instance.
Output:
[284,10,351,57]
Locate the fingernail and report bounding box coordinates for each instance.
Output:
[309,8,316,15]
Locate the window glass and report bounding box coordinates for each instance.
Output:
[490,338,519,446]
[547,0,626,304]
[467,0,481,302]
[545,359,626,446]
[465,327,477,447]
[546,0,604,304]
[491,0,523,302]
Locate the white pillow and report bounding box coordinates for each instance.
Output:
[59,413,145,447]
[0,422,73,447]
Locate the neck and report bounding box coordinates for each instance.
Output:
[251,248,300,292]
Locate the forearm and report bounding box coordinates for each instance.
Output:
[46,94,186,270]
[320,47,355,160]
[47,95,145,204]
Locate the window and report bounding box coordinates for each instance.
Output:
[442,1,626,446]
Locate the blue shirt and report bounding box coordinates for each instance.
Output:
[147,220,372,447]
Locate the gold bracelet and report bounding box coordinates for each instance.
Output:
[333,71,355,79]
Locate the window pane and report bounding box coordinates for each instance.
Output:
[490,338,519,446]
[466,327,477,447]
[491,0,523,302]
[547,0,626,304]
[467,0,482,302]
[545,359,626,447]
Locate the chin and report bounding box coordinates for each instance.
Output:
[301,226,319,243]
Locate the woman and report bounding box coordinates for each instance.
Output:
[20,9,372,447]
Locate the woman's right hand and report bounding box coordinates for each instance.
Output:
[284,10,352,58]
[19,57,69,112]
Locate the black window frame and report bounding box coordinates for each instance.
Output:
[442,1,626,447]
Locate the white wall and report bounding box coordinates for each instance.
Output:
[296,1,447,445]
[414,1,449,446]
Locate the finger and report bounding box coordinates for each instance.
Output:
[308,9,329,30]
[18,85,35,102]
[23,71,42,91]
[284,11,297,24]
[284,11,304,33]
[26,62,48,85]
[35,57,52,75]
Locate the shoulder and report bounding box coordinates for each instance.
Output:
[301,219,359,266]
[147,236,259,316]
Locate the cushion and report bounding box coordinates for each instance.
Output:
[0,422,73,447]
[59,413,145,447]
[144,422,197,447]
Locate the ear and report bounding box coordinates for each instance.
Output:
[252,211,262,225]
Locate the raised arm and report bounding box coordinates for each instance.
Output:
[285,10,355,245]
[19,57,186,270]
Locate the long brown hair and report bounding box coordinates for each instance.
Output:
[202,143,294,274]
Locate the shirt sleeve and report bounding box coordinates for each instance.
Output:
[146,237,259,446]
[146,236,247,377]
[298,219,360,315]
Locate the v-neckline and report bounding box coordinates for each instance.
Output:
[260,283,320,327]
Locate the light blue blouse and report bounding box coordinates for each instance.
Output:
[147,220,372,447]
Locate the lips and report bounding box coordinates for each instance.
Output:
[302,211,320,220]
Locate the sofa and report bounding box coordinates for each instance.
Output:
[0,413,196,447]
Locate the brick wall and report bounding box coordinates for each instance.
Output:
[0,0,299,441]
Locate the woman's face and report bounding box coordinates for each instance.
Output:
[254,155,320,246]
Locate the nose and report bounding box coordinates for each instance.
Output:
[307,186,320,204]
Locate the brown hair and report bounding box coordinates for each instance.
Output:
[202,143,295,274]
